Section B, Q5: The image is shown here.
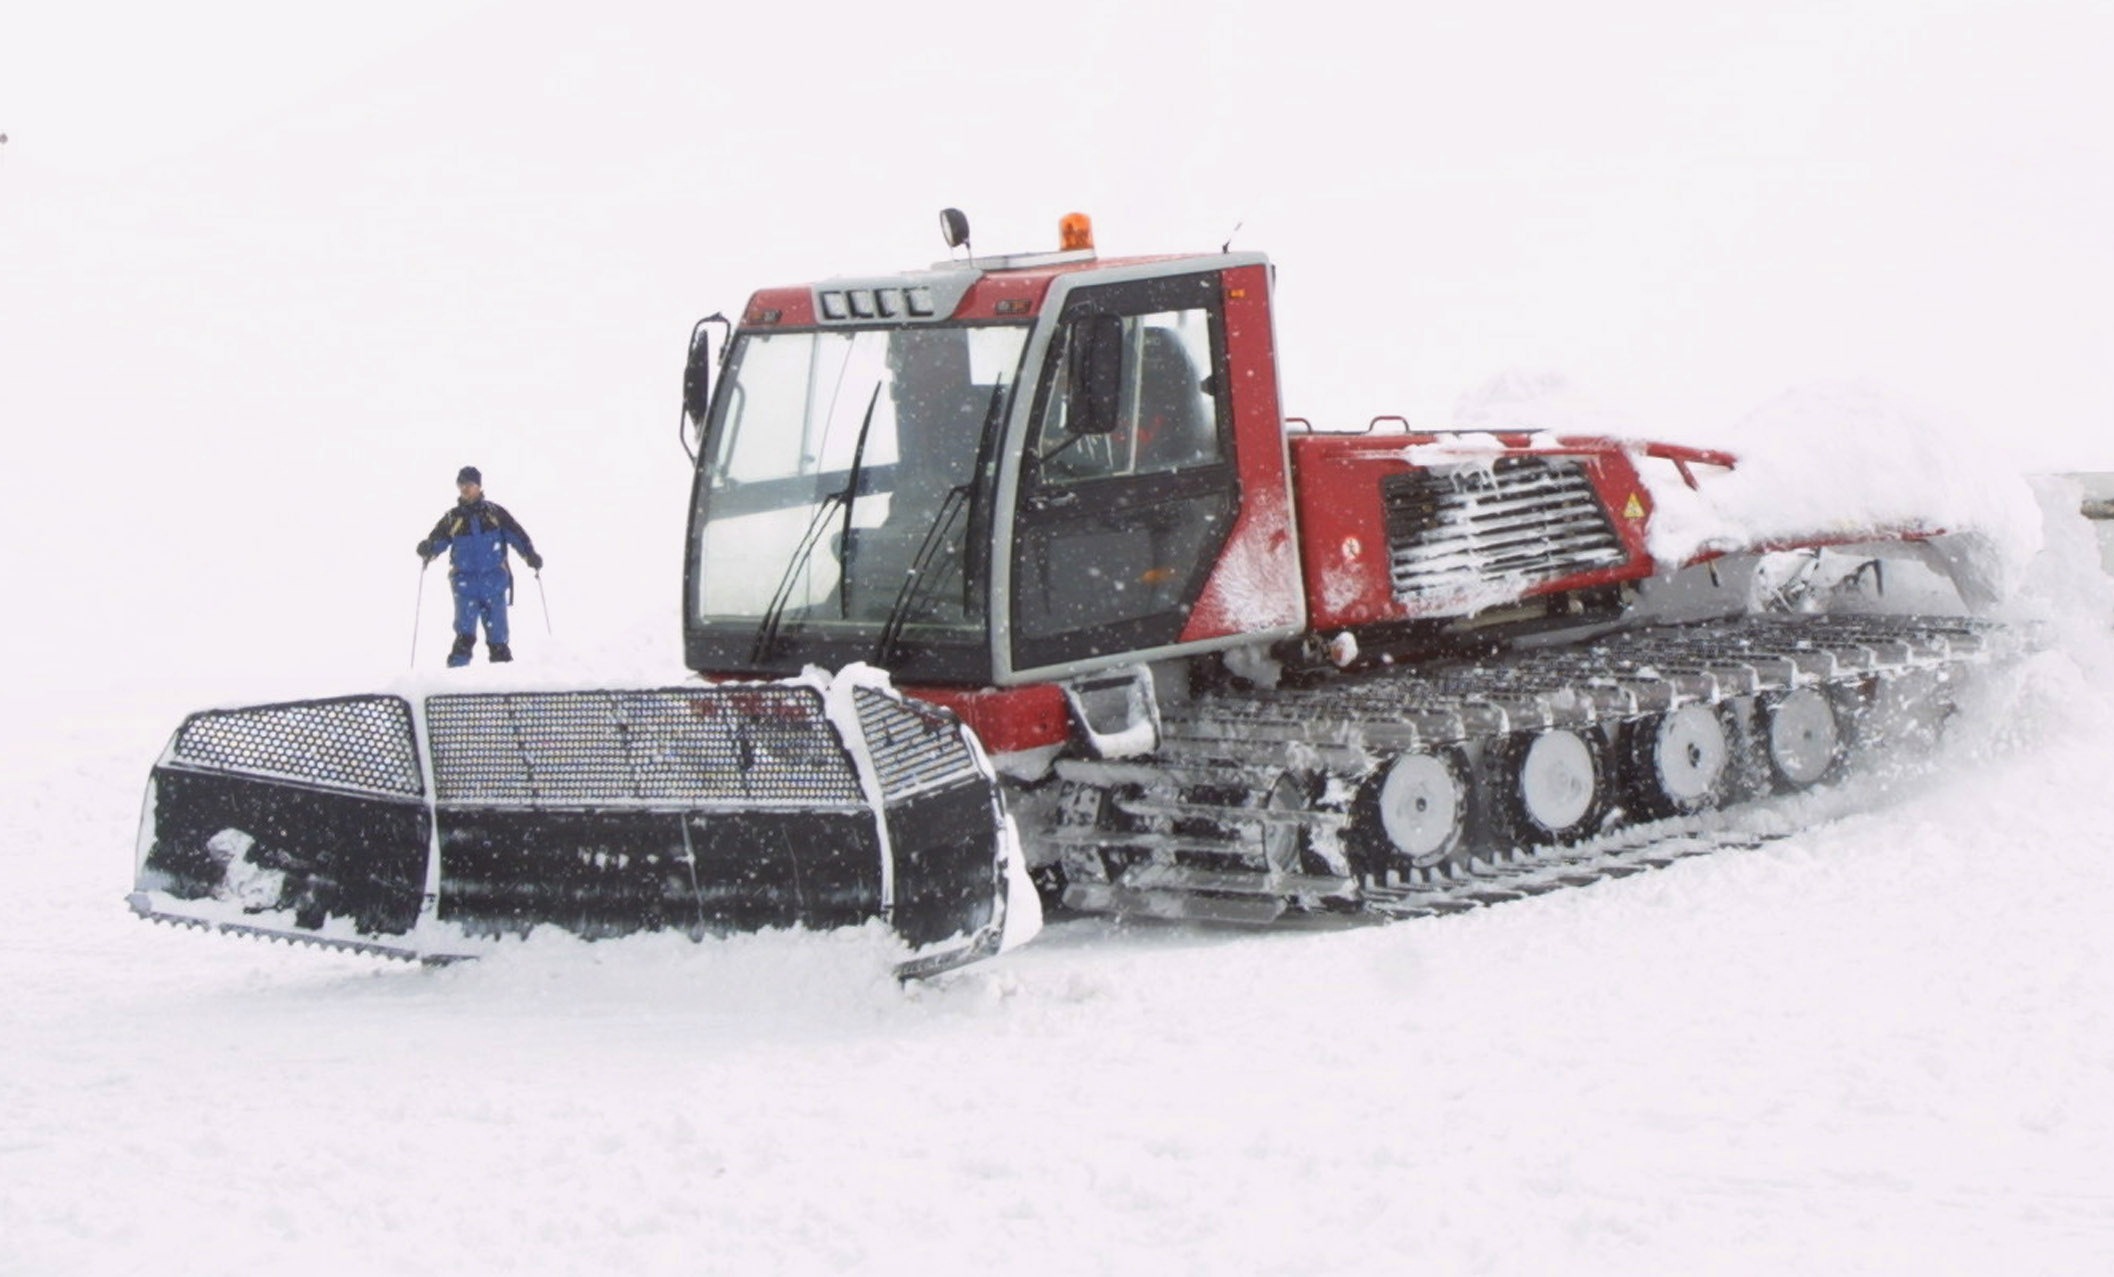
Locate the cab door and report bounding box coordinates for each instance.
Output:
[1009,271,1239,676]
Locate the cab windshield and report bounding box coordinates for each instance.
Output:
[689,322,1029,677]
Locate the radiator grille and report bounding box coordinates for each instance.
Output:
[426,688,864,809]
[1383,456,1627,603]
[168,696,422,797]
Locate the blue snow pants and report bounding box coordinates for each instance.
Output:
[450,572,510,665]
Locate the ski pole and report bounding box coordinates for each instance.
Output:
[411,560,430,668]
[534,570,553,636]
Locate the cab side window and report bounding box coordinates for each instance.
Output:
[1032,308,1222,484]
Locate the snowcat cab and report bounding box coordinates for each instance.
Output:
[680,211,1304,764]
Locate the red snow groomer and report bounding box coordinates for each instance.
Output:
[131,211,2009,967]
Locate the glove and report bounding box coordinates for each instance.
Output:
[525,552,544,571]
[415,540,435,563]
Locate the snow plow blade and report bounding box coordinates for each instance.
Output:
[130,671,1036,976]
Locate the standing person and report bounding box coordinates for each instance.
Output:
[415,466,543,666]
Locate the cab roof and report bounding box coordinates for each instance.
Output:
[738,250,1247,329]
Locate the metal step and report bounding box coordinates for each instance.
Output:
[1117,862,1360,899]
[1108,796,1350,828]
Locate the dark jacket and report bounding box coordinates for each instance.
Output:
[418,499,540,585]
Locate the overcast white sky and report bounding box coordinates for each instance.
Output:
[7,0,2109,470]
[4,0,2113,692]
[0,1,493,167]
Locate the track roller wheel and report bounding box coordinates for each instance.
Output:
[1499,728,1607,846]
[1761,686,1844,790]
[1624,704,1732,818]
[1357,750,1468,873]
[1258,771,1315,876]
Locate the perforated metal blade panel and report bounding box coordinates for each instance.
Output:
[166,696,422,797]
[852,687,983,801]
[1383,456,1627,601]
[139,683,1010,964]
[146,695,428,936]
[424,687,866,809]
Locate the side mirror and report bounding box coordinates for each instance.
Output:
[682,323,713,425]
[1065,315,1125,436]
[679,314,729,463]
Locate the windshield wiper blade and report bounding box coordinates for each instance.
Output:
[836,383,884,620]
[873,482,971,667]
[750,489,845,664]
[750,384,884,665]
[874,381,1008,667]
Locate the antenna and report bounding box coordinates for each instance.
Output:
[1221,220,1244,254]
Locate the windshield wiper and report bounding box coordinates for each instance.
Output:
[751,383,883,664]
[749,489,845,664]
[835,383,884,621]
[873,482,971,667]
[872,380,1009,666]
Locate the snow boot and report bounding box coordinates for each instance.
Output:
[447,633,475,668]
[489,642,513,663]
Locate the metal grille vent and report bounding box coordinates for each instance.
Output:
[426,688,865,809]
[168,696,422,797]
[1383,456,1626,601]
[853,688,981,800]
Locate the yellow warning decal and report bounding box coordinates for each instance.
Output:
[1623,493,1645,519]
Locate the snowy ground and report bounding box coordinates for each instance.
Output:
[9,582,2114,1276]
[5,485,2114,1275]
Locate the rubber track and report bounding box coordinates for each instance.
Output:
[1041,612,2013,924]
[1355,821,1793,921]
